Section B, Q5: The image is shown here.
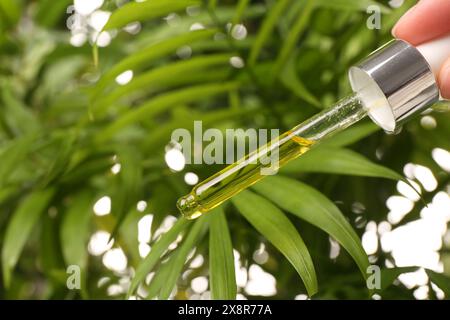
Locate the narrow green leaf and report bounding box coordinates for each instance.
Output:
[0,135,35,187]
[273,0,315,75]
[93,43,99,69]
[280,53,320,107]
[159,217,209,299]
[103,0,200,30]
[96,82,238,143]
[229,90,240,110]
[94,53,233,114]
[128,218,191,297]
[315,0,391,13]
[208,0,217,11]
[61,155,114,186]
[252,176,369,279]
[2,188,55,287]
[110,146,142,240]
[143,107,254,151]
[60,192,93,269]
[232,0,251,25]
[131,5,264,48]
[40,132,76,187]
[40,215,65,281]
[35,0,72,27]
[283,147,403,180]
[320,122,379,147]
[40,56,86,98]
[1,82,40,135]
[0,0,21,28]
[209,207,236,300]
[93,29,217,97]
[248,0,291,65]
[426,270,450,297]
[232,190,318,296]
[148,182,177,237]
[118,209,142,268]
[0,186,17,204]
[145,259,174,299]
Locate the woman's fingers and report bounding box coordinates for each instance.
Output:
[439,56,450,99]
[393,0,450,98]
[392,0,450,46]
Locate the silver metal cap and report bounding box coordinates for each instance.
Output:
[349,39,439,133]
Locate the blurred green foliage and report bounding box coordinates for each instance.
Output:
[0,0,449,300]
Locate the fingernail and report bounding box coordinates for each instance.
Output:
[392,4,418,37]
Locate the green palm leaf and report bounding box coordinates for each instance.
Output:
[253,176,369,279]
[103,0,200,31]
[209,207,236,299]
[232,190,318,296]
[2,189,55,287]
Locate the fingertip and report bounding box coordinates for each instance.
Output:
[439,57,450,99]
[391,4,419,43]
[392,0,450,46]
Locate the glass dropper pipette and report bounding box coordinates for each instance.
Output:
[177,36,450,220]
[177,90,369,219]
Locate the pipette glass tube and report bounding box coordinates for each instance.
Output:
[177,89,370,219]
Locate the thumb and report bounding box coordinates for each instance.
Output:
[439,56,450,99]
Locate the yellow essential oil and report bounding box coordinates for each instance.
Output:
[177,132,315,219]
